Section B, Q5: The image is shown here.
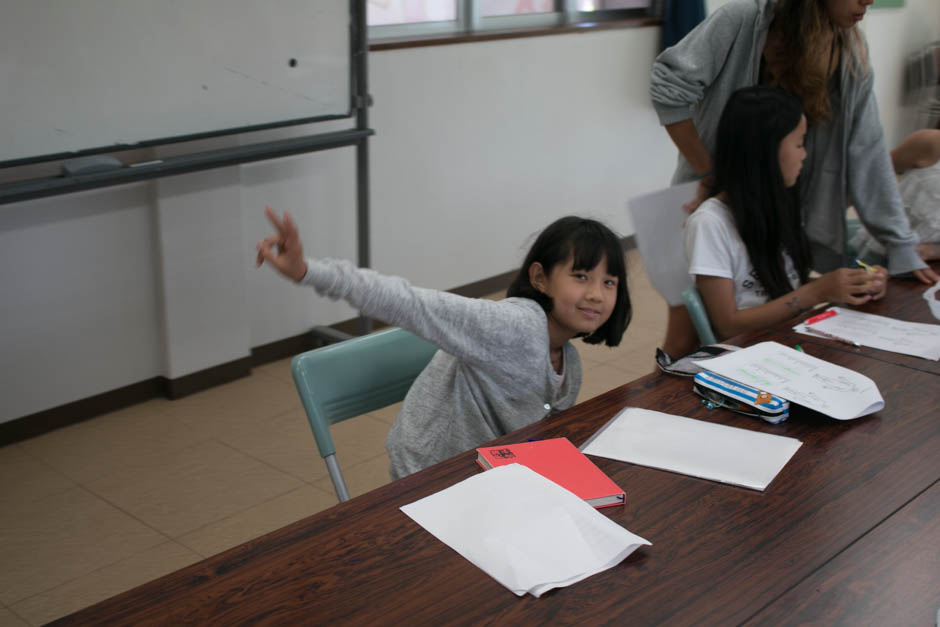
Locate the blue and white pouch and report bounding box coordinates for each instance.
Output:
[692,370,790,424]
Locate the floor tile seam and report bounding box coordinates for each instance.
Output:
[2,604,31,626]
[249,366,294,386]
[304,444,388,484]
[1,486,172,608]
[75,483,175,544]
[209,438,310,493]
[7,538,194,619]
[1,448,79,507]
[63,434,223,488]
[172,483,336,558]
[310,454,392,494]
[262,403,306,425]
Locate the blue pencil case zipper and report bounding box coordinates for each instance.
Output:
[692,370,790,424]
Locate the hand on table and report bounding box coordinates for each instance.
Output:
[911,266,940,285]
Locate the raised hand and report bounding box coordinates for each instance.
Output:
[256,205,308,282]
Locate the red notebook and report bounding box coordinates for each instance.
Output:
[476,437,625,508]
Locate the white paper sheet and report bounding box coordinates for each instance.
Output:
[923,282,940,322]
[627,181,698,306]
[703,341,884,420]
[581,407,802,491]
[399,464,650,598]
[792,306,940,360]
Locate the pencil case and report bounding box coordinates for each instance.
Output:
[692,370,789,424]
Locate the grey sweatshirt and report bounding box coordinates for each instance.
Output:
[650,0,926,275]
[300,258,581,480]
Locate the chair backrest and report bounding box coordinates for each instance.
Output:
[290,327,437,460]
[682,286,717,346]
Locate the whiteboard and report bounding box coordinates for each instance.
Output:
[0,0,351,165]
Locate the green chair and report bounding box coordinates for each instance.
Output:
[682,285,718,346]
[291,327,437,502]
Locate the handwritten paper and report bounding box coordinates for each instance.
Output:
[581,407,801,491]
[627,181,697,306]
[703,341,884,420]
[400,464,650,598]
[793,306,940,360]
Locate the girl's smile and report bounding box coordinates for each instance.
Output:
[530,255,618,348]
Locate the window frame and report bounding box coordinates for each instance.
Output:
[367,0,661,42]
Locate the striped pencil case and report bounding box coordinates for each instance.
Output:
[692,370,790,424]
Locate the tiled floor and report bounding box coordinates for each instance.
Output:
[0,250,667,625]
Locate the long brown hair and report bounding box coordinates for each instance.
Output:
[770,0,868,125]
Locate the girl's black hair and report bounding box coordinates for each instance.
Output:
[507,216,631,346]
[710,86,811,299]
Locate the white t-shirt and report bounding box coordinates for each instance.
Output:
[684,198,801,310]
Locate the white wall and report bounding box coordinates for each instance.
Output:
[2,2,936,423]
[863,0,940,147]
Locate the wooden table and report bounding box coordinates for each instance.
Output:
[771,267,940,376]
[56,299,940,625]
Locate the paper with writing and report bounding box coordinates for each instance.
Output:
[793,306,940,360]
[703,341,884,420]
[581,407,801,491]
[400,464,650,597]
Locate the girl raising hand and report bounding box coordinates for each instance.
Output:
[257,208,632,479]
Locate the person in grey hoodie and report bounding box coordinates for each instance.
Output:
[256,207,632,480]
[650,0,938,358]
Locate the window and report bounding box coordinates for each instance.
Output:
[367,0,656,40]
[367,1,458,27]
[481,1,555,18]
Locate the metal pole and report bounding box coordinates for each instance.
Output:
[353,0,372,336]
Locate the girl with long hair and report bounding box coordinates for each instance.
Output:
[685,86,885,340]
[651,0,936,356]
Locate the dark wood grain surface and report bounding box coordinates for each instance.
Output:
[745,479,940,627]
[771,262,940,376]
[53,334,940,626]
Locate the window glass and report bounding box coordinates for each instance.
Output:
[480,0,554,17]
[367,0,458,26]
[577,0,649,8]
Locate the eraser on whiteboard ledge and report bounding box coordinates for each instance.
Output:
[61,155,122,176]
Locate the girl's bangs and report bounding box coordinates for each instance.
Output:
[569,227,624,278]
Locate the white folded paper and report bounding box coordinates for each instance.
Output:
[400,464,650,597]
[924,282,940,322]
[793,306,940,360]
[703,341,884,420]
[627,181,697,307]
[581,407,801,491]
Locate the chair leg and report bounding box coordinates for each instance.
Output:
[324,454,351,502]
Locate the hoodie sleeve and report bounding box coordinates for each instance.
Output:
[845,64,926,275]
[650,1,754,126]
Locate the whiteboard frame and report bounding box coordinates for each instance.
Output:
[0,0,358,170]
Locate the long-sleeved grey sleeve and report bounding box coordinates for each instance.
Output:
[650,3,751,125]
[295,257,583,480]
[845,72,925,275]
[300,257,533,371]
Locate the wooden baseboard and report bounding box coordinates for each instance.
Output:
[0,237,635,446]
